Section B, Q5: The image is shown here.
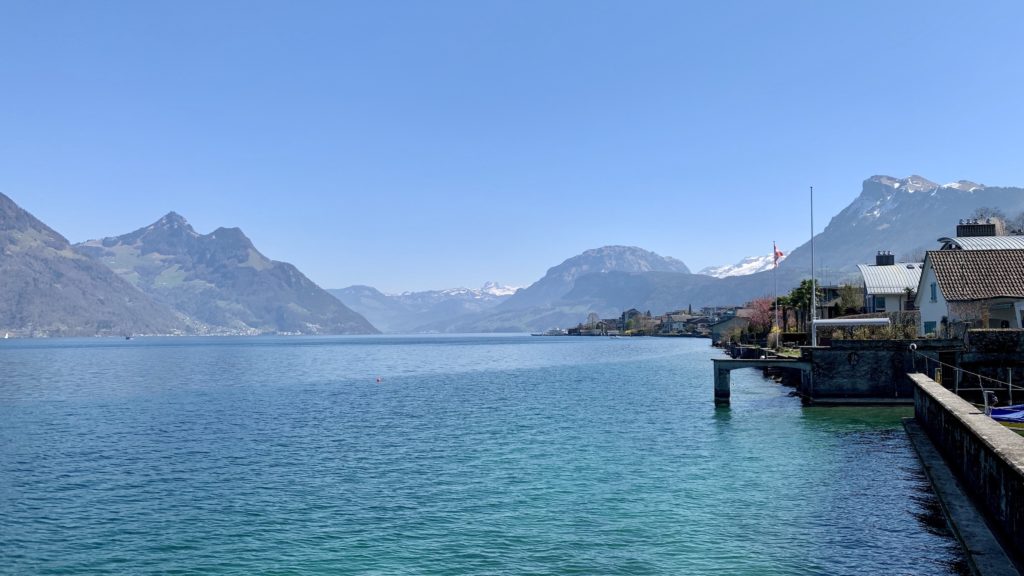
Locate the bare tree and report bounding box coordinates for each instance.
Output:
[748,297,774,335]
[971,206,1007,221]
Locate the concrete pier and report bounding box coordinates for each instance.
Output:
[711,358,810,405]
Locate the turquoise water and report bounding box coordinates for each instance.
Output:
[1,335,966,575]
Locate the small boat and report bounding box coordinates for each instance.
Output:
[989,405,1024,431]
[531,328,567,336]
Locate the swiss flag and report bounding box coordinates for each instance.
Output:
[773,243,784,268]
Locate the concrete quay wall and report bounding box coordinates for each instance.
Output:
[912,373,1024,563]
[799,339,960,402]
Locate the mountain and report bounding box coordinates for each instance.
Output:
[328,282,520,333]
[406,175,1024,332]
[497,246,690,311]
[77,213,378,335]
[778,175,1024,277]
[699,254,784,278]
[412,246,696,332]
[0,193,187,336]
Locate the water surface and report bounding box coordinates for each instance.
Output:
[0,335,966,574]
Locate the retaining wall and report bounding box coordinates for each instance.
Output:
[912,373,1024,562]
[800,339,960,401]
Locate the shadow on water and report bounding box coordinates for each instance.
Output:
[712,405,732,421]
[797,405,972,575]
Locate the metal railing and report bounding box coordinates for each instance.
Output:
[911,348,1023,405]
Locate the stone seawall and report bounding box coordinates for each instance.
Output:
[799,339,960,402]
[912,373,1024,563]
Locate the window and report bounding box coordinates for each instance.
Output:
[924,321,936,335]
[873,295,886,312]
[930,282,937,302]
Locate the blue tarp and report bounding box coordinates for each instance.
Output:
[990,405,1024,424]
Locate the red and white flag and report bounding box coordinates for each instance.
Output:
[773,242,784,268]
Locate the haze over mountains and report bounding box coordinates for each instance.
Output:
[328,282,520,334]
[334,175,1024,333]
[5,174,1024,336]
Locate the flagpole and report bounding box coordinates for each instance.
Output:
[774,241,780,347]
[810,186,817,347]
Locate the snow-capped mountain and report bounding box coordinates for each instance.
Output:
[329,282,520,333]
[698,254,785,278]
[778,174,1024,276]
[416,282,521,300]
[480,281,520,297]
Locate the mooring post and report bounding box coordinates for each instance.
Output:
[714,367,731,406]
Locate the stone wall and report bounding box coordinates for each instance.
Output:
[799,339,961,402]
[912,373,1024,563]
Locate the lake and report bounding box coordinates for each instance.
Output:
[0,335,966,574]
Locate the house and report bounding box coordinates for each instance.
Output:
[915,249,1024,336]
[816,284,845,319]
[937,217,1024,251]
[659,313,697,333]
[710,315,750,344]
[857,251,922,313]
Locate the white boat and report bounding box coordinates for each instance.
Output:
[531,328,567,336]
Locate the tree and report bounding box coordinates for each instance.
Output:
[971,206,1006,220]
[787,279,822,333]
[747,297,774,335]
[837,284,863,315]
[1006,211,1024,234]
[774,295,792,331]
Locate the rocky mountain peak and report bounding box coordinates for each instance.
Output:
[557,245,690,279]
[208,226,255,249]
[942,180,984,192]
[699,253,784,278]
[480,281,519,297]
[867,174,939,194]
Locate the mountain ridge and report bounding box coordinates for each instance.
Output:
[329,282,518,333]
[0,193,188,336]
[78,212,378,335]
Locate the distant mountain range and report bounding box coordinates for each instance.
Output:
[76,212,378,335]
[328,282,520,333]
[698,253,783,278]
[6,173,1024,337]
[331,175,1024,333]
[376,246,700,333]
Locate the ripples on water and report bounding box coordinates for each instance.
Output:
[0,336,966,575]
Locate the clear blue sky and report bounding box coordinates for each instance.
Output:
[2,1,1023,292]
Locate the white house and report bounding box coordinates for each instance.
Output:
[915,248,1024,336]
[857,252,922,313]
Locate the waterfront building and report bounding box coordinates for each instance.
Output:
[857,251,922,313]
[915,248,1024,335]
[709,312,752,343]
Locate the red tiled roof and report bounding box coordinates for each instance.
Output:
[927,249,1024,301]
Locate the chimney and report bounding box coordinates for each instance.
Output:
[875,251,895,266]
[956,218,1002,237]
